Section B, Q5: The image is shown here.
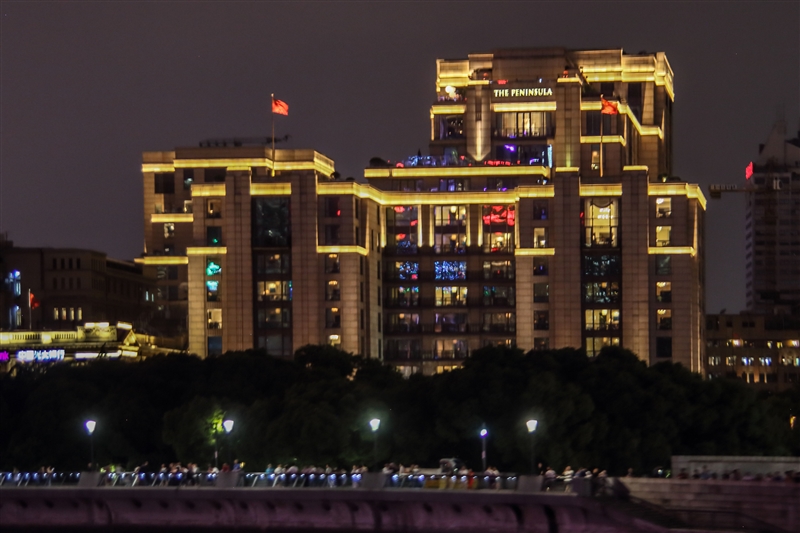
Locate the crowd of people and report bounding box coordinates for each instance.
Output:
[5,461,800,488]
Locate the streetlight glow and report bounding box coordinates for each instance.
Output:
[369,418,381,432]
[526,419,538,433]
[223,419,234,433]
[480,428,488,438]
[85,420,97,435]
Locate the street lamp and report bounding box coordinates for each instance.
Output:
[85,420,97,471]
[214,419,234,470]
[480,428,488,472]
[526,419,538,475]
[369,418,381,471]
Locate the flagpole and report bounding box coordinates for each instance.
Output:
[599,97,604,178]
[271,93,276,177]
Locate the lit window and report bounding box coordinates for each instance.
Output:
[256,281,290,302]
[656,197,672,218]
[590,144,600,170]
[655,226,671,247]
[657,309,672,330]
[584,199,618,248]
[482,205,515,253]
[206,259,222,276]
[656,281,672,303]
[69,308,75,321]
[77,308,82,320]
[61,308,67,320]
[708,356,721,366]
[206,281,220,302]
[325,254,340,274]
[207,309,222,329]
[326,280,340,301]
[434,261,467,281]
[328,334,341,347]
[726,356,736,366]
[436,286,468,307]
[585,309,620,331]
[53,308,59,320]
[206,199,222,218]
[759,357,772,367]
[164,223,175,239]
[741,357,754,366]
[586,336,619,357]
[388,286,419,307]
[393,261,419,280]
[533,227,548,248]
[326,308,341,328]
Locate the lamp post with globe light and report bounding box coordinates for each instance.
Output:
[480,428,488,472]
[369,418,381,471]
[214,419,235,469]
[526,419,538,475]
[85,420,97,471]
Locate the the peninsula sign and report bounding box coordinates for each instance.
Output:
[493,88,553,98]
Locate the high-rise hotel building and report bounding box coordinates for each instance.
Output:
[139,48,706,374]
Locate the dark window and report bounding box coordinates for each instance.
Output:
[583,254,622,277]
[207,336,223,357]
[252,198,291,247]
[655,255,672,276]
[206,226,223,246]
[534,257,549,276]
[534,311,549,330]
[256,253,289,274]
[534,338,549,351]
[656,337,672,358]
[534,283,549,303]
[325,225,340,245]
[324,254,340,274]
[154,173,175,194]
[205,168,226,183]
[436,115,465,139]
[584,282,620,303]
[183,169,194,190]
[325,197,341,217]
[533,201,549,220]
[76,258,81,269]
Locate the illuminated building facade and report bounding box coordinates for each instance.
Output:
[705,313,800,391]
[744,121,800,315]
[140,48,705,374]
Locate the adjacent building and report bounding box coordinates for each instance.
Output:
[1,236,157,333]
[703,121,800,390]
[744,121,800,315]
[140,48,706,375]
[705,313,800,390]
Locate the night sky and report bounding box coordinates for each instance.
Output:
[1,2,798,314]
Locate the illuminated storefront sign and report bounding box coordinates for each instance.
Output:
[17,349,65,363]
[0,351,9,362]
[493,88,553,98]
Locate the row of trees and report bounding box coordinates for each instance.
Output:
[0,345,798,475]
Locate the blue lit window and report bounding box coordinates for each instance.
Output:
[395,261,419,280]
[435,261,467,281]
[206,260,222,276]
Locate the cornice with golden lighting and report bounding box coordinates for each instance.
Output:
[151,213,193,223]
[134,256,188,265]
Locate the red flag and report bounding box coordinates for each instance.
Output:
[600,96,619,115]
[745,161,754,180]
[29,292,40,309]
[272,97,289,116]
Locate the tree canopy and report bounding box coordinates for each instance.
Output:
[0,345,797,474]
